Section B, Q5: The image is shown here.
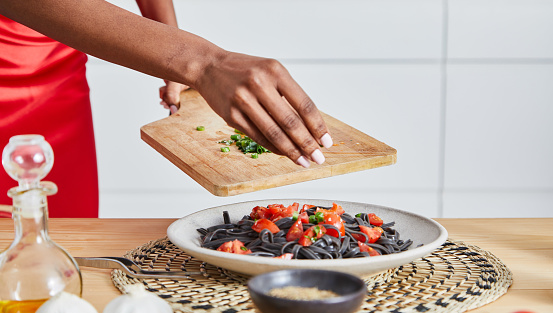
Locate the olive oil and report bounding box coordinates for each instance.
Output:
[0,299,47,313]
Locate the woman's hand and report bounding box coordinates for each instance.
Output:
[159,80,189,114]
[194,51,333,168]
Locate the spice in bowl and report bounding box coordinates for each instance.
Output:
[268,286,340,301]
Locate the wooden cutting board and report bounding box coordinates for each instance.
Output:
[141,89,396,196]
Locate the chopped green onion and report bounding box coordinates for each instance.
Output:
[234,129,244,134]
[314,225,321,236]
[355,213,362,218]
[240,246,248,251]
[309,215,317,224]
[315,212,325,223]
[221,147,230,153]
[230,134,241,141]
[196,126,205,131]
[251,153,259,159]
[292,212,299,221]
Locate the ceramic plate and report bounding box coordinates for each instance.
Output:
[167,199,448,277]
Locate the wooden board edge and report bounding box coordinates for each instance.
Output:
[140,125,218,195]
[215,153,397,197]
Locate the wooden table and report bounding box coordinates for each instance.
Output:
[0,214,551,312]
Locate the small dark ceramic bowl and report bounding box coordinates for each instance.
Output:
[248,269,366,313]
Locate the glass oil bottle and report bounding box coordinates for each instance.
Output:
[0,135,82,313]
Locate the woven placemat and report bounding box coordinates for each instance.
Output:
[111,237,512,313]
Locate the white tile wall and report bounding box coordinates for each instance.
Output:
[87,0,553,219]
[443,64,553,217]
[444,64,553,190]
[449,0,553,59]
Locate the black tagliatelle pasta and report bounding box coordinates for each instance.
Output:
[197,203,414,260]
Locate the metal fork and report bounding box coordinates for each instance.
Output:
[75,257,206,280]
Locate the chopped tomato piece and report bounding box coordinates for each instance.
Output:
[300,204,315,214]
[359,225,382,243]
[298,212,309,224]
[358,241,381,257]
[298,225,326,247]
[329,203,345,215]
[216,241,233,253]
[271,203,298,222]
[319,212,345,237]
[250,206,269,220]
[217,239,252,254]
[286,220,304,242]
[252,219,280,234]
[288,202,299,212]
[274,253,294,260]
[267,204,285,217]
[368,213,383,226]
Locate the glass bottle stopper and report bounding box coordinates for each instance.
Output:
[2,135,54,191]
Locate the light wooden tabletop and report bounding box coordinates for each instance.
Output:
[0,212,551,312]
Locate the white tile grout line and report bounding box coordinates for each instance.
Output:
[437,0,449,218]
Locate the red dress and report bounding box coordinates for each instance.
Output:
[0,15,99,217]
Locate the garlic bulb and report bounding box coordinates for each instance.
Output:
[37,292,98,313]
[103,283,172,313]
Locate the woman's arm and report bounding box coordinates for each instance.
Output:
[0,0,332,167]
[135,0,189,113]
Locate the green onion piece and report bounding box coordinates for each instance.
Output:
[292,212,299,221]
[230,134,241,141]
[251,153,259,159]
[315,211,325,223]
[310,237,316,243]
[196,126,205,131]
[240,246,248,251]
[308,215,317,224]
[221,147,230,153]
[314,225,321,236]
[234,129,244,134]
[355,213,362,218]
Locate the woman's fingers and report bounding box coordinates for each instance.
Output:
[159,81,189,113]
[255,83,326,165]
[277,70,333,149]
[232,89,314,167]
[194,52,332,167]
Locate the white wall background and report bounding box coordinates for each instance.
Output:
[87,0,553,218]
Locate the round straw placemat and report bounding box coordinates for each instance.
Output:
[111,237,512,313]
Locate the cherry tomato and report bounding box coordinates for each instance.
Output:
[274,253,294,260]
[357,241,380,256]
[250,206,269,220]
[217,239,251,254]
[286,220,304,242]
[252,219,280,234]
[368,213,383,226]
[359,225,381,243]
[319,212,345,237]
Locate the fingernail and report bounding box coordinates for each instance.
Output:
[170,105,178,114]
[320,133,333,149]
[296,156,310,168]
[311,149,325,165]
